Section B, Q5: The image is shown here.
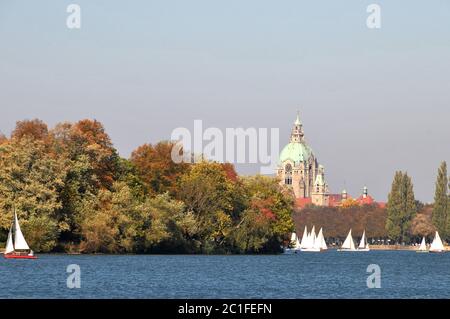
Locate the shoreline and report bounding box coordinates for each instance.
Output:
[2,246,449,254]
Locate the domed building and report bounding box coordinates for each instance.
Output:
[277,113,329,206]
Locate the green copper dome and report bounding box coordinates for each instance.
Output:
[279,142,313,165]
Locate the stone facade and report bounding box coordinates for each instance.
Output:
[277,113,329,206]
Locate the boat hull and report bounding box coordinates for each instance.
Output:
[429,250,445,253]
[337,249,358,252]
[4,253,37,259]
[416,250,429,253]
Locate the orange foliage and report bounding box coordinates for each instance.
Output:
[221,163,238,182]
[11,119,48,140]
[70,119,117,189]
[130,141,189,195]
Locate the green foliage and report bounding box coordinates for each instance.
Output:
[0,137,65,251]
[0,119,296,254]
[386,171,417,243]
[432,161,448,239]
[177,161,237,251]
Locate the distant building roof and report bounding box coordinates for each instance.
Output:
[295,197,312,209]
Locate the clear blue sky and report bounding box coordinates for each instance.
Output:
[1,0,449,202]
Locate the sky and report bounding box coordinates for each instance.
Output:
[0,0,449,202]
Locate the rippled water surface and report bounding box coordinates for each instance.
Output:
[1,251,449,298]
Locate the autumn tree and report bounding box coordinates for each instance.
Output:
[432,161,448,239]
[231,175,294,253]
[410,205,435,241]
[130,141,189,196]
[11,119,48,141]
[0,133,7,145]
[177,161,239,252]
[79,181,142,253]
[69,119,120,189]
[0,137,65,251]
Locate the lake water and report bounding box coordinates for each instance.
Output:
[1,251,449,298]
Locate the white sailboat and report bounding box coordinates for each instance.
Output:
[316,228,327,250]
[301,225,325,252]
[357,230,370,252]
[416,236,428,253]
[300,226,309,249]
[3,210,36,259]
[283,231,301,254]
[338,229,357,252]
[429,231,445,253]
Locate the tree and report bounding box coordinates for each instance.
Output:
[130,141,189,196]
[410,205,435,241]
[386,172,403,241]
[177,161,237,252]
[11,119,48,141]
[232,175,294,253]
[0,137,65,251]
[432,161,448,239]
[78,182,140,253]
[386,171,417,243]
[70,119,120,189]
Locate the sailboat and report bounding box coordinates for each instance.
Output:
[301,225,326,252]
[300,226,308,249]
[338,229,357,252]
[429,231,445,253]
[357,230,370,252]
[283,231,301,254]
[316,227,328,251]
[3,210,37,259]
[416,236,428,253]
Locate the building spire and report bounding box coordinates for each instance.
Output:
[290,111,304,143]
[295,110,301,125]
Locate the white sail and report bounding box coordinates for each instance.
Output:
[419,237,427,251]
[341,229,356,250]
[430,231,444,252]
[295,237,301,249]
[309,226,316,249]
[358,230,366,249]
[300,226,308,248]
[13,211,30,250]
[290,232,297,243]
[319,228,328,250]
[315,228,327,250]
[4,225,14,254]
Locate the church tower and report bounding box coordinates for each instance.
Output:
[311,165,330,206]
[277,112,329,204]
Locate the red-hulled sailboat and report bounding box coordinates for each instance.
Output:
[3,210,37,259]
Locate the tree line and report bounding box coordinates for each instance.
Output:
[0,119,293,254]
[0,119,448,252]
[294,163,450,245]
